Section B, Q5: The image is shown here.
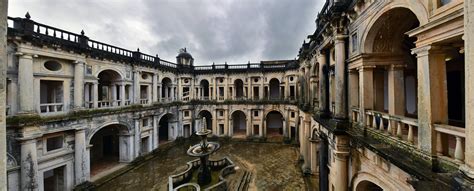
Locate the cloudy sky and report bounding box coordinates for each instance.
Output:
[8,0,322,65]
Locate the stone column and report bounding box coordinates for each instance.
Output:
[359,66,374,125]
[224,109,229,135]
[74,128,90,184]
[147,85,152,104]
[73,61,85,109]
[152,115,158,150]
[333,135,349,191]
[119,134,134,162]
[247,109,252,136]
[310,138,320,174]
[348,70,359,119]
[20,137,39,190]
[318,51,329,114]
[334,35,348,119]
[0,2,8,189]
[157,83,162,102]
[413,45,448,155]
[134,118,141,157]
[302,116,311,173]
[120,84,126,106]
[152,73,158,103]
[18,53,35,113]
[388,65,405,133]
[133,70,140,104]
[84,83,90,107]
[92,82,99,108]
[212,110,218,135]
[462,0,474,178]
[111,84,117,106]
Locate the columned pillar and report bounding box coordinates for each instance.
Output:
[92,82,99,108]
[318,51,329,114]
[18,53,35,113]
[111,83,117,106]
[84,83,90,107]
[152,73,158,103]
[348,70,359,120]
[224,109,229,135]
[212,110,218,135]
[358,66,374,125]
[157,83,162,102]
[74,128,89,184]
[413,45,448,155]
[247,109,252,136]
[147,85,152,104]
[152,115,158,150]
[20,136,39,190]
[134,118,141,157]
[119,133,134,162]
[462,0,474,178]
[333,135,349,191]
[302,117,311,173]
[73,61,85,109]
[334,35,348,119]
[388,65,406,133]
[310,137,320,174]
[120,83,126,106]
[133,70,140,104]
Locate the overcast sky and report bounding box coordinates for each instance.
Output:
[8,0,322,65]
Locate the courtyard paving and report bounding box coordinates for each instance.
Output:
[94,140,315,191]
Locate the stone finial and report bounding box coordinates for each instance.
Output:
[25,12,31,19]
[137,48,140,52]
[80,30,85,35]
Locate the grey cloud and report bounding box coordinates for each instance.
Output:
[9,0,322,65]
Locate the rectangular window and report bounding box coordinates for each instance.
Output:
[439,0,452,7]
[85,65,93,75]
[43,166,65,191]
[184,111,190,117]
[142,118,149,127]
[46,136,64,152]
[254,110,259,117]
[219,110,224,117]
[219,124,224,135]
[351,33,358,53]
[291,112,295,118]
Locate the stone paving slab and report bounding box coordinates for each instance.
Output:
[95,141,308,191]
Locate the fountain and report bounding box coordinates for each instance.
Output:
[168,118,236,190]
[186,117,220,185]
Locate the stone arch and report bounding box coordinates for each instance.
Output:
[158,113,177,142]
[96,68,124,80]
[87,121,131,143]
[198,110,213,131]
[234,79,245,99]
[269,78,280,99]
[231,110,247,136]
[96,70,124,107]
[361,3,426,54]
[199,79,210,98]
[265,110,285,136]
[88,122,132,176]
[352,172,402,191]
[161,77,173,100]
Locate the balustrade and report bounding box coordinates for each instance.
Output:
[365,110,418,146]
[39,103,64,113]
[434,124,465,163]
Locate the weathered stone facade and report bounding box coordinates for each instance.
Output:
[3,0,474,190]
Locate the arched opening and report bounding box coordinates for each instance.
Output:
[266,111,284,136]
[232,110,246,136]
[198,110,213,131]
[269,78,280,100]
[356,180,383,191]
[90,124,129,177]
[234,79,244,99]
[97,70,122,108]
[161,78,173,101]
[159,114,175,143]
[364,8,420,120]
[200,80,210,100]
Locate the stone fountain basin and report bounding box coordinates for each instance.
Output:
[168,157,236,191]
[186,142,220,157]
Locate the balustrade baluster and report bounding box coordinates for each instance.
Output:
[454,136,465,163]
[379,117,384,131]
[396,121,402,139]
[387,118,392,135]
[372,114,377,129]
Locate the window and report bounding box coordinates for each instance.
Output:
[351,33,358,53]
[219,124,224,135]
[254,111,259,117]
[44,61,62,71]
[141,73,148,80]
[46,136,64,152]
[43,166,65,191]
[85,65,93,75]
[219,110,224,117]
[184,111,190,117]
[291,112,295,118]
[290,76,294,81]
[142,118,150,127]
[254,78,258,83]
[439,0,452,7]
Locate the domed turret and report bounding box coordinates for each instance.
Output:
[176,48,194,66]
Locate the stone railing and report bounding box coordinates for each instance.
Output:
[140,99,149,105]
[98,100,113,108]
[351,107,360,122]
[39,103,64,113]
[434,123,465,163]
[365,110,419,146]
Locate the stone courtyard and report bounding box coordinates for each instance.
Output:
[94,140,314,191]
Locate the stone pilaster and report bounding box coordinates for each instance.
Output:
[318,51,329,115]
[302,116,311,173]
[19,127,40,191]
[152,73,158,103]
[388,64,405,116]
[0,1,8,189]
[92,82,98,108]
[134,117,141,157]
[73,61,85,109]
[17,53,35,113]
[74,128,90,184]
[358,66,374,125]
[413,45,448,155]
[334,35,348,119]
[461,0,474,179]
[133,70,140,104]
[152,115,158,150]
[333,135,349,191]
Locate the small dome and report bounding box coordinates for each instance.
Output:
[176,48,193,59]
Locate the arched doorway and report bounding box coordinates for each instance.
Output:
[161,77,173,101]
[97,70,122,108]
[198,110,213,131]
[356,180,383,191]
[89,124,129,176]
[266,111,284,136]
[159,114,175,143]
[364,8,420,118]
[200,80,210,100]
[269,78,280,100]
[232,110,246,137]
[234,79,244,99]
